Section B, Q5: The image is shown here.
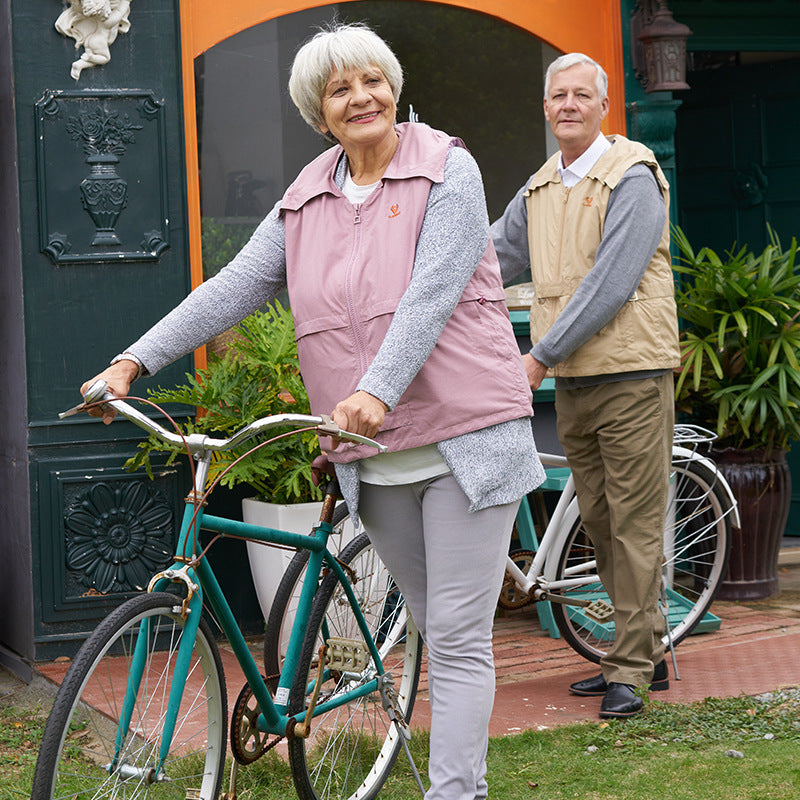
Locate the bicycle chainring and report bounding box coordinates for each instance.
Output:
[230,679,283,764]
[498,549,535,610]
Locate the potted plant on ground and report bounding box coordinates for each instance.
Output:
[127,300,353,619]
[672,225,800,599]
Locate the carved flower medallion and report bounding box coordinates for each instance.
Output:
[65,481,174,594]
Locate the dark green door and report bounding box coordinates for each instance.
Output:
[675,57,800,253]
[675,56,800,536]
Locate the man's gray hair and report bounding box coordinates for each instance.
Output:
[544,53,608,101]
[289,22,403,138]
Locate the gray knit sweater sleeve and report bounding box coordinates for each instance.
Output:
[356,146,490,408]
[125,202,287,375]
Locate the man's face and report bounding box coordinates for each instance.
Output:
[544,63,609,163]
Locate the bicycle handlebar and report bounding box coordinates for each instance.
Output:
[61,379,388,456]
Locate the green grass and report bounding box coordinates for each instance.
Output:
[4,690,799,800]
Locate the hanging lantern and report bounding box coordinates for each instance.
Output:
[631,0,692,93]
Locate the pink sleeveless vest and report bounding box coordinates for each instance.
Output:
[280,123,532,462]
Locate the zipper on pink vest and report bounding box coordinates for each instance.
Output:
[345,204,369,373]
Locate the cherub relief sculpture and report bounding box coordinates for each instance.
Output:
[55,0,132,80]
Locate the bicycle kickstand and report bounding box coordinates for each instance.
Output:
[659,586,681,681]
[223,760,239,800]
[379,675,426,798]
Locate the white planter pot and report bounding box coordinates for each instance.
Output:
[242,498,355,624]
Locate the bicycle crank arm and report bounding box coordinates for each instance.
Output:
[293,644,328,739]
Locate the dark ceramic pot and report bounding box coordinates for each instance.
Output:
[713,447,790,601]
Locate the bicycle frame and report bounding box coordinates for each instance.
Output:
[503,452,592,600]
[504,431,740,613]
[107,418,384,772]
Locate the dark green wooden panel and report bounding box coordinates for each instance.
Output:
[11,0,194,426]
[31,447,188,659]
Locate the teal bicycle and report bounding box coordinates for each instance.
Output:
[31,381,423,800]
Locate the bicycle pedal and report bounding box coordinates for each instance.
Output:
[326,638,369,672]
[185,790,202,800]
[584,598,614,622]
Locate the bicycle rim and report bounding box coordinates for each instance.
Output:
[551,459,733,663]
[288,533,421,800]
[31,592,227,800]
[264,502,356,683]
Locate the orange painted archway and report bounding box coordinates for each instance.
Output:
[179,0,626,367]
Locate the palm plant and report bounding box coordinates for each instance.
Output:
[673,225,800,454]
[126,300,322,503]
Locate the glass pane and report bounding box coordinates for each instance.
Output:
[195,1,555,280]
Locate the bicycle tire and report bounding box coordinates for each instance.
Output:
[264,502,354,684]
[287,532,422,800]
[31,592,227,800]
[549,458,733,663]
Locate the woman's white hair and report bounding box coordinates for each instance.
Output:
[289,22,403,137]
[544,53,608,101]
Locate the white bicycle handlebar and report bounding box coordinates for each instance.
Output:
[61,379,388,456]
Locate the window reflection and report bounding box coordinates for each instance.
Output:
[195,1,556,280]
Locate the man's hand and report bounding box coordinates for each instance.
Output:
[522,353,549,391]
[79,360,140,425]
[330,390,388,443]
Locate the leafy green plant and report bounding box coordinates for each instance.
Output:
[673,225,800,453]
[126,300,323,504]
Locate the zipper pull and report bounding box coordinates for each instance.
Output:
[354,203,361,224]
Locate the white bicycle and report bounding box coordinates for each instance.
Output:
[498,424,740,664]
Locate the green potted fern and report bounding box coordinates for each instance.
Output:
[127,300,338,619]
[673,225,800,599]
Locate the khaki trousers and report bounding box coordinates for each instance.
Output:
[555,373,674,687]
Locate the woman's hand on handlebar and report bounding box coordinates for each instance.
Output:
[330,390,387,446]
[80,360,140,425]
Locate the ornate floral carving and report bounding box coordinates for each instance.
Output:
[66,106,142,157]
[66,107,142,246]
[65,481,174,594]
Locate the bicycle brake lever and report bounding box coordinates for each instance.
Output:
[317,414,341,437]
[58,379,111,419]
[58,402,90,419]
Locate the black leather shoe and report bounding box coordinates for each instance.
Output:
[569,659,669,696]
[599,682,643,719]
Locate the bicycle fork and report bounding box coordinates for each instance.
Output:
[111,587,203,784]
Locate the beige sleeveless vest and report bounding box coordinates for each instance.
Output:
[525,135,680,377]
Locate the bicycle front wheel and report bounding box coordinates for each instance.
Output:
[287,532,422,800]
[550,458,733,663]
[31,592,227,800]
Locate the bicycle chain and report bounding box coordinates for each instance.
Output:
[230,678,284,764]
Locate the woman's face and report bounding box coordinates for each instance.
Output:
[319,66,397,151]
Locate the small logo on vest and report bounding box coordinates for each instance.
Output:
[388,203,401,218]
[583,196,594,207]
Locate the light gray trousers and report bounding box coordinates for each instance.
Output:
[358,474,519,800]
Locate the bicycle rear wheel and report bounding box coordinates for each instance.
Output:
[287,532,422,800]
[264,502,355,685]
[550,458,733,663]
[31,592,227,800]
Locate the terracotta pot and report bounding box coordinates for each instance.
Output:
[713,447,790,600]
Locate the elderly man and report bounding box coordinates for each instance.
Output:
[491,52,680,719]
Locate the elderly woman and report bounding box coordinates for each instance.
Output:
[85,23,544,800]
